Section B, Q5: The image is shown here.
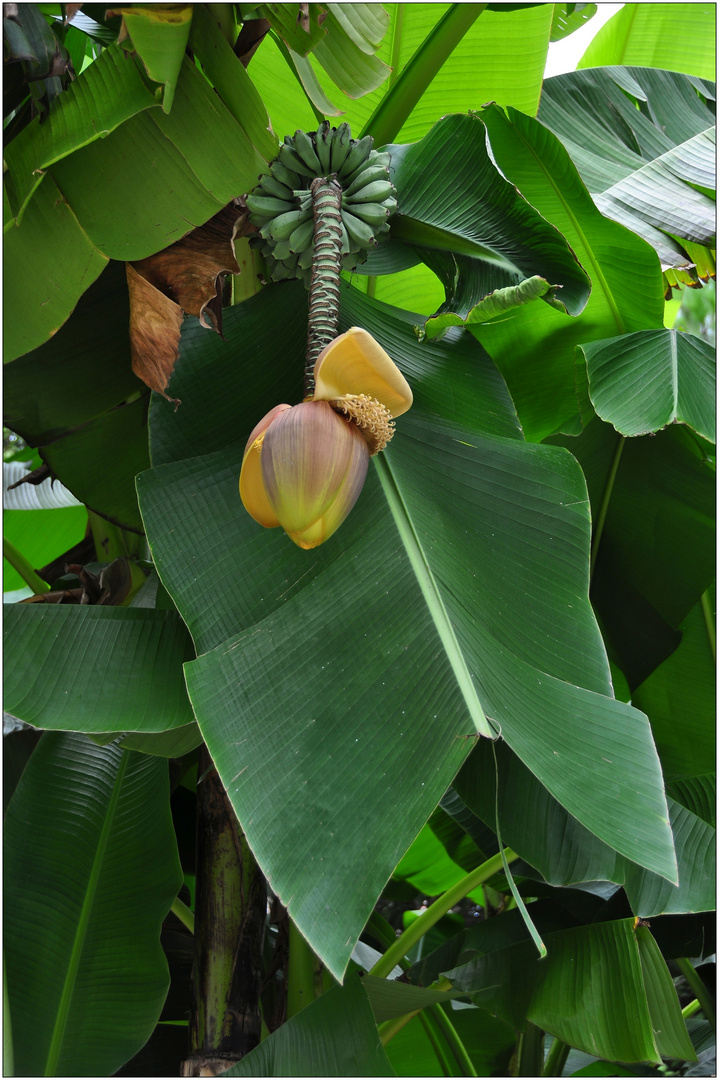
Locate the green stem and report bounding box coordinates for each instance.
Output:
[171,896,195,935]
[304,176,344,396]
[428,1002,478,1076]
[676,958,715,1030]
[590,432,624,580]
[682,998,701,1020]
[360,4,486,146]
[379,1007,423,1046]
[4,960,14,1077]
[3,537,50,594]
[287,920,320,1017]
[369,849,515,979]
[700,588,715,664]
[542,1036,570,1076]
[517,1021,544,1077]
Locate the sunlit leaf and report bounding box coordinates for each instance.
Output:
[578,3,716,80]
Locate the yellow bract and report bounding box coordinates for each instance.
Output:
[313,328,413,418]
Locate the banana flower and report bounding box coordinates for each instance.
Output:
[240,328,412,549]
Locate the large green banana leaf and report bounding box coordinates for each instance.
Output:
[578,2,716,80]
[538,67,715,272]
[549,419,715,688]
[372,104,664,441]
[138,272,676,980]
[455,739,715,916]
[580,329,715,440]
[4,731,183,1076]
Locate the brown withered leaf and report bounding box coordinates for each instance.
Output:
[127,200,254,401]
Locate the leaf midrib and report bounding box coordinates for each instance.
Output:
[374,453,495,738]
[44,748,129,1076]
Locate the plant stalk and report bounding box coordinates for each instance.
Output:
[369,849,515,978]
[304,176,344,397]
[590,432,624,580]
[542,1035,570,1076]
[287,920,322,1017]
[3,537,50,594]
[182,745,266,1075]
[676,957,715,1030]
[171,896,195,935]
[700,587,715,663]
[516,1021,545,1076]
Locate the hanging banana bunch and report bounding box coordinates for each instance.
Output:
[245,121,397,285]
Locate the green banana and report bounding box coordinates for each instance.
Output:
[343,165,392,197]
[257,175,296,201]
[277,143,318,179]
[270,161,303,189]
[341,208,377,248]
[289,217,315,253]
[298,245,315,270]
[293,128,323,173]
[330,123,352,173]
[272,239,292,261]
[348,201,390,227]
[337,134,373,180]
[345,179,395,204]
[315,121,333,173]
[246,193,298,215]
[268,208,312,241]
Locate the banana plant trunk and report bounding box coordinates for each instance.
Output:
[182,745,266,1076]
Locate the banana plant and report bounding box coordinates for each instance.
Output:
[3,3,715,1076]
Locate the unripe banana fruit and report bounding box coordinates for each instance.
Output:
[246,122,397,286]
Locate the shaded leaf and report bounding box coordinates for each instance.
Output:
[4,731,183,1076]
[3,172,108,362]
[3,604,195,734]
[225,971,393,1077]
[361,975,467,1023]
[471,103,664,440]
[636,925,697,1061]
[633,599,715,780]
[442,915,684,1063]
[40,395,150,531]
[624,799,715,918]
[47,55,266,261]
[581,329,715,441]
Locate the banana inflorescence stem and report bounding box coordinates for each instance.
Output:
[304,176,344,397]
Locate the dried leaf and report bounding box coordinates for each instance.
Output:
[127,201,253,399]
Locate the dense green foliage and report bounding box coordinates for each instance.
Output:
[3,3,715,1076]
